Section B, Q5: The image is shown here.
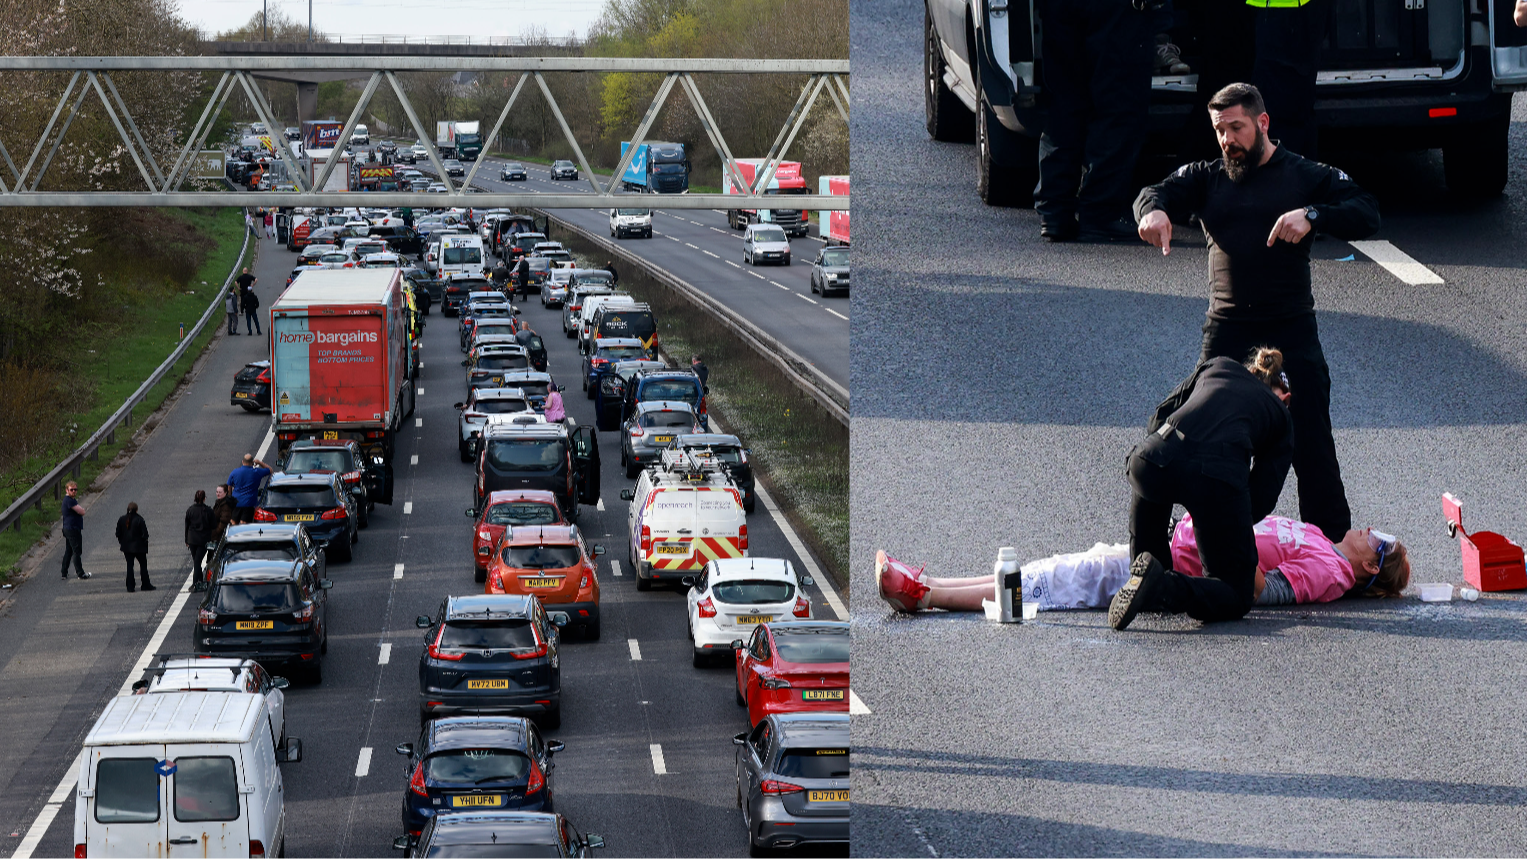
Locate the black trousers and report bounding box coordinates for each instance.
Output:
[190,544,210,583]
[1128,437,1258,623]
[1200,313,1350,540]
[61,528,85,577]
[125,553,151,590]
[244,308,261,335]
[1035,0,1154,226]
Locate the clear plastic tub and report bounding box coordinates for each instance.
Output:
[1418,583,1453,602]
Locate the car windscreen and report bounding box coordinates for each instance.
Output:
[439,619,536,649]
[752,227,787,243]
[616,209,649,216]
[474,398,530,414]
[765,186,809,195]
[487,439,562,473]
[286,450,350,472]
[470,307,510,318]
[485,501,560,526]
[596,311,655,341]
[263,486,338,508]
[424,749,532,783]
[474,321,518,335]
[773,629,850,663]
[575,274,613,285]
[444,247,482,265]
[822,247,849,266]
[213,582,300,613]
[638,380,699,405]
[640,411,695,429]
[507,163,524,170]
[235,366,264,382]
[319,253,349,264]
[502,544,581,569]
[775,748,850,780]
[712,579,795,606]
[223,542,301,563]
[690,445,743,464]
[477,355,528,371]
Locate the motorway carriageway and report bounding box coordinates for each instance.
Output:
[0,230,847,858]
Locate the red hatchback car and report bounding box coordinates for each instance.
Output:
[733,621,850,727]
[469,490,566,582]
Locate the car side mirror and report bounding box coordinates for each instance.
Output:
[619,490,633,501]
[319,579,334,589]
[391,836,412,851]
[460,360,467,367]
[275,737,302,763]
[547,740,565,754]
[802,576,815,588]
[466,508,477,518]
[271,677,290,689]
[206,541,219,552]
[416,615,432,628]
[732,732,748,746]
[131,679,149,692]
[681,576,696,588]
[396,743,414,756]
[548,611,570,628]
[454,402,465,410]
[586,835,605,850]
[731,639,745,650]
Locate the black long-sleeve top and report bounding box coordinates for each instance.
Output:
[1134,147,1380,321]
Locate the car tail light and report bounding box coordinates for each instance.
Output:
[793,596,811,618]
[697,597,716,618]
[640,525,650,554]
[249,840,266,858]
[342,470,362,483]
[487,570,502,591]
[198,606,218,625]
[579,574,589,589]
[738,524,748,552]
[759,779,804,795]
[293,602,315,622]
[629,427,643,438]
[592,358,608,367]
[699,397,707,417]
[320,506,348,520]
[427,625,464,661]
[256,368,270,384]
[75,846,87,858]
[409,761,428,797]
[762,677,792,689]
[526,758,545,795]
[253,508,277,522]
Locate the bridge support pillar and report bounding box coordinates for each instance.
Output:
[296,81,318,124]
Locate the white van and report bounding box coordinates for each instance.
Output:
[73,691,301,858]
[619,449,747,591]
[577,294,636,353]
[439,233,485,280]
[351,124,370,145]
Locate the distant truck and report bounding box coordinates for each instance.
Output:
[302,151,351,192]
[269,268,414,504]
[356,164,400,192]
[436,120,483,161]
[724,159,809,236]
[619,141,690,194]
[818,175,849,245]
[301,120,343,152]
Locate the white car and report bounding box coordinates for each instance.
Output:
[360,252,404,268]
[742,223,791,266]
[685,558,814,667]
[427,183,449,193]
[455,387,537,460]
[131,656,288,744]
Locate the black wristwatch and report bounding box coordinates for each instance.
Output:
[1303,205,1319,222]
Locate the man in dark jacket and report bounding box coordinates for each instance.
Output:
[515,257,529,299]
[242,286,262,336]
[604,260,619,285]
[185,489,217,585]
[1134,82,1380,542]
[690,355,709,390]
[116,502,154,592]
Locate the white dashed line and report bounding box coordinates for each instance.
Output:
[770,281,789,290]
[649,743,668,775]
[628,639,642,661]
[689,220,703,226]
[849,690,872,715]
[403,502,413,514]
[796,294,819,305]
[667,235,681,242]
[410,454,418,465]
[417,387,424,395]
[610,560,623,577]
[1349,240,1445,285]
[702,250,719,258]
[355,747,373,778]
[748,271,766,280]
[596,497,605,512]
[710,227,730,235]
[684,242,698,249]
[725,260,741,269]
[394,563,405,580]
[825,308,849,321]
[379,643,392,664]
[416,418,423,428]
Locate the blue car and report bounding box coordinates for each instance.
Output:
[593,359,665,431]
[581,337,649,399]
[395,716,563,838]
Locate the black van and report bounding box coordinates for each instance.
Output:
[473,423,600,523]
[587,303,657,356]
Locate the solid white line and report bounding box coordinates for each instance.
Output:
[13,804,61,859]
[702,250,719,258]
[796,294,819,305]
[403,502,413,514]
[1349,240,1445,285]
[415,418,423,428]
[410,454,419,465]
[755,482,846,621]
[379,643,392,665]
[684,242,698,249]
[849,690,871,715]
[825,308,848,321]
[628,638,642,661]
[596,497,605,512]
[394,563,405,579]
[610,560,623,577]
[355,747,373,778]
[256,427,275,462]
[649,743,668,775]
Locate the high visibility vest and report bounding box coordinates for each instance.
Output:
[1246,0,1312,6]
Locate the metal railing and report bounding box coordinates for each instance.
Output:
[325,35,584,47]
[0,227,252,533]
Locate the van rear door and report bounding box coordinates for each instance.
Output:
[164,744,249,857]
[1492,0,1527,89]
[85,745,168,858]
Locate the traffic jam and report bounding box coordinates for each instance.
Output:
[66,132,848,858]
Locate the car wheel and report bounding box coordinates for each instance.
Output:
[305,658,323,685]
[328,539,352,564]
[1444,114,1510,200]
[460,441,471,463]
[321,632,328,655]
[538,704,561,731]
[925,6,974,143]
[625,458,640,480]
[736,778,744,810]
[645,230,652,239]
[585,379,595,400]
[744,497,755,515]
[358,502,369,529]
[692,647,709,668]
[240,402,260,413]
[635,568,652,592]
[419,707,431,728]
[735,677,746,707]
[976,67,1038,208]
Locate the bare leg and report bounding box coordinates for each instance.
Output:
[925,584,991,612]
[924,573,995,589]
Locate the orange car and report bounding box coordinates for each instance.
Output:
[485,525,604,639]
[469,490,566,582]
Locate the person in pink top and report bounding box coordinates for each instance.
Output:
[875,514,1410,615]
[542,383,565,423]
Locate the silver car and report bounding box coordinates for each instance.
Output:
[743,224,791,266]
[620,400,700,479]
[455,387,536,461]
[809,245,849,297]
[733,713,849,853]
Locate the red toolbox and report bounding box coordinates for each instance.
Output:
[1442,492,1527,591]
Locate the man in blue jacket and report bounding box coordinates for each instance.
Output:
[227,454,273,525]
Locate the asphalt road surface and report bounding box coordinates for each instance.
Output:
[408,154,849,390]
[0,227,847,857]
[851,0,1527,855]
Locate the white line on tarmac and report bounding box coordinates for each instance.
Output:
[256,427,275,462]
[684,242,698,249]
[702,250,719,258]
[725,260,741,269]
[610,560,623,577]
[379,643,392,664]
[667,235,681,242]
[649,743,668,775]
[417,387,424,395]
[394,563,405,580]
[403,502,413,514]
[710,227,730,235]
[1349,240,1445,285]
[355,747,373,778]
[689,220,703,226]
[756,483,846,620]
[416,418,423,428]
[825,308,848,321]
[796,294,819,305]
[628,639,642,661]
[849,690,872,715]
[596,497,604,512]
[410,454,418,465]
[748,272,766,280]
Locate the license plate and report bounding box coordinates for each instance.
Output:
[492,376,503,385]
[236,621,274,630]
[654,543,689,555]
[523,577,563,588]
[735,615,772,625]
[450,794,505,808]
[466,679,510,690]
[651,435,674,444]
[322,431,338,440]
[235,392,248,398]
[802,689,845,701]
[285,514,315,522]
[808,790,849,803]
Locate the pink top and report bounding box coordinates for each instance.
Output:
[1170,514,1356,604]
[542,390,565,422]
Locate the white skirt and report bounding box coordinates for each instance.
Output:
[1022,542,1133,611]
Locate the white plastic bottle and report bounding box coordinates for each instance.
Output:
[994,547,1022,624]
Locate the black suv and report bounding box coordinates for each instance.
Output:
[668,433,756,513]
[255,473,359,562]
[473,423,599,524]
[416,594,570,728]
[230,360,271,412]
[370,224,424,257]
[280,438,385,528]
[194,558,333,683]
[201,523,325,591]
[444,276,493,317]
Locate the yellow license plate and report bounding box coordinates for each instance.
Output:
[736,615,772,625]
[654,543,689,555]
[523,577,563,588]
[322,431,338,440]
[808,790,849,803]
[466,679,510,690]
[802,689,845,701]
[235,392,248,398]
[651,435,674,444]
[450,794,505,808]
[492,376,503,384]
[286,514,315,522]
[235,621,274,630]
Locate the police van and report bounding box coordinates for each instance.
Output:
[438,233,486,280]
[619,449,748,591]
[926,0,1527,203]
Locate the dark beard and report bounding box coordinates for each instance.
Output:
[1222,130,1267,183]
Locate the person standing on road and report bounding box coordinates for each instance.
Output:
[225,290,240,335]
[515,257,529,299]
[60,481,91,580]
[185,489,217,586]
[690,355,709,390]
[493,259,509,291]
[228,455,272,525]
[543,384,566,423]
[1134,83,1380,542]
[242,287,263,336]
[212,484,236,540]
[116,502,154,593]
[264,210,275,239]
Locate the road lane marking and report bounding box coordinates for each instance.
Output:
[394,563,405,579]
[756,482,846,621]
[710,227,730,235]
[628,638,642,661]
[849,690,872,715]
[417,387,424,395]
[610,560,623,577]
[596,497,605,511]
[355,747,373,778]
[825,308,848,321]
[403,501,413,514]
[797,294,819,305]
[411,454,418,465]
[379,643,392,665]
[256,427,275,462]
[649,743,668,775]
[667,235,681,242]
[689,220,703,226]
[1349,240,1444,285]
[748,271,766,279]
[702,250,719,258]
[770,281,789,290]
[416,418,423,427]
[726,260,741,269]
[684,242,698,249]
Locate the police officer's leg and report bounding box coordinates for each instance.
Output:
[1076,0,1154,228]
[1252,0,1330,160]
[1126,442,1176,569]
[1173,477,1258,622]
[1276,317,1351,539]
[1035,0,1091,233]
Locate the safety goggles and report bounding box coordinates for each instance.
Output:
[1362,529,1397,591]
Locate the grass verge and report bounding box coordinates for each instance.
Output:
[0,208,248,583]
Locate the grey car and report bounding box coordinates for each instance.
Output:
[809,245,849,297]
[733,713,849,853]
[620,401,700,479]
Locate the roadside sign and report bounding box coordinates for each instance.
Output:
[193,150,225,179]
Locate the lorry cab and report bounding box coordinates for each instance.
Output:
[618,449,748,591]
[73,691,302,859]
